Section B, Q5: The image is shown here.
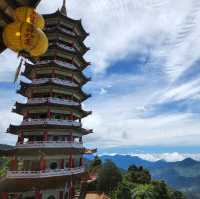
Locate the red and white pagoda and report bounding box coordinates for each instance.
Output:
[0,1,93,198]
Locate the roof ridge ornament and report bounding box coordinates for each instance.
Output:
[61,0,67,16]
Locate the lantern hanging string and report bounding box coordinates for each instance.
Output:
[14,55,24,83]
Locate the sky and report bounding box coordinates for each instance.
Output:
[1,0,200,160]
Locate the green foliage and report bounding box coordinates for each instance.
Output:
[114,183,132,199]
[85,160,186,199]
[125,165,151,185]
[133,184,156,199]
[96,160,122,194]
[0,157,9,177]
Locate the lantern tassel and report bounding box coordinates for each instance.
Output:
[14,58,23,83]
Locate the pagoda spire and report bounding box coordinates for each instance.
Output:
[61,0,67,15]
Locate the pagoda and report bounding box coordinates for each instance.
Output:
[1,1,93,198]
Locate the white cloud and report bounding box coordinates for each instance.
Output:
[36,0,200,76]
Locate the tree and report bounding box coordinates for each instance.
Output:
[114,183,132,199]
[151,181,170,199]
[133,184,156,199]
[171,191,187,199]
[125,165,151,185]
[96,160,122,194]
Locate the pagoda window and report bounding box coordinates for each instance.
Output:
[54,114,61,120]
[53,136,59,141]
[50,162,58,170]
[39,113,47,119]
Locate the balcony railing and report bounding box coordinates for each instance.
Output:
[45,26,76,36]
[32,78,78,87]
[49,42,76,53]
[7,167,84,179]
[21,119,81,127]
[36,60,76,70]
[27,97,80,106]
[16,141,83,149]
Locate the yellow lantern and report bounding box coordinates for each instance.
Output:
[15,7,45,29]
[3,22,48,57]
[2,21,23,52]
[29,29,48,57]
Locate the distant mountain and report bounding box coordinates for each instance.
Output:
[99,154,200,199]
[0,144,14,151]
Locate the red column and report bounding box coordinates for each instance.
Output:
[11,157,17,171]
[60,159,64,169]
[48,108,52,119]
[69,184,75,199]
[28,89,32,100]
[35,191,42,199]
[40,158,46,172]
[43,130,48,142]
[1,192,8,199]
[18,130,24,144]
[59,191,64,199]
[72,158,75,168]
[69,154,72,168]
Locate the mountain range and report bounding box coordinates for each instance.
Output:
[99,154,200,199]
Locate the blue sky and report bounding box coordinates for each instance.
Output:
[1,0,200,159]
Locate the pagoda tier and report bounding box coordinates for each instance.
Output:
[47,32,90,55]
[22,62,91,85]
[17,81,91,102]
[13,102,91,118]
[44,11,89,40]
[0,174,83,192]
[41,48,90,68]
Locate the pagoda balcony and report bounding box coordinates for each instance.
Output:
[36,60,76,70]
[6,167,84,179]
[49,42,76,53]
[32,78,78,87]
[45,26,76,37]
[28,97,80,106]
[21,119,81,127]
[16,141,83,149]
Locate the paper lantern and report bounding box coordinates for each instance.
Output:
[3,22,48,57]
[15,6,45,29]
[29,28,48,57]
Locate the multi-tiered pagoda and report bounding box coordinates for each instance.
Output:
[1,1,93,198]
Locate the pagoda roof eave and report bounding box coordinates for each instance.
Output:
[23,62,91,84]
[7,125,93,135]
[13,102,92,118]
[18,81,91,100]
[46,31,89,53]
[0,172,85,192]
[44,48,90,68]
[44,10,89,38]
